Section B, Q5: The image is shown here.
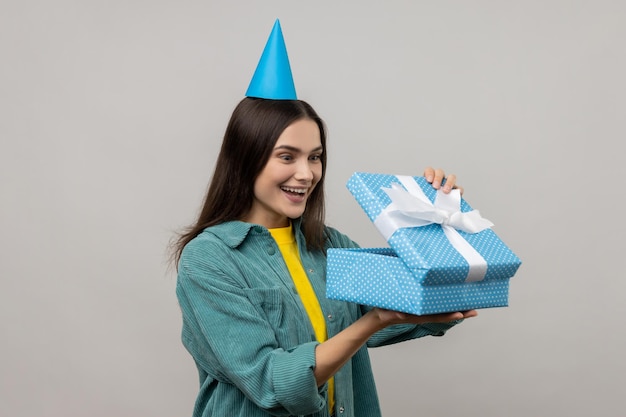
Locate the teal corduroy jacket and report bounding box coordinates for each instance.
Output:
[176,219,458,417]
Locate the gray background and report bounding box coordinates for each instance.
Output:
[1,1,624,416]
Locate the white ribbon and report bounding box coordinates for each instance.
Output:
[373,175,494,282]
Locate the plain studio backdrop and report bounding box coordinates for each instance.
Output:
[1,1,624,416]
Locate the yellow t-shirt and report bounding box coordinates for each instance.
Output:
[269,224,335,414]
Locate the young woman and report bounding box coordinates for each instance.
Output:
[173,97,477,417]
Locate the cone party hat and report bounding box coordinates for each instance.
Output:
[245,19,297,100]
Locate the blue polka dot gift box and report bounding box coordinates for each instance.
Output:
[326,172,522,315]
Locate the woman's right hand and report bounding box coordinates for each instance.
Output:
[313,307,477,387]
[371,308,478,330]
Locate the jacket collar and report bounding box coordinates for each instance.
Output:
[203,218,303,249]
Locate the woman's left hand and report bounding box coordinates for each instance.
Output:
[423,166,464,195]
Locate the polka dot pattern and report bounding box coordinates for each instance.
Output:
[326,172,522,314]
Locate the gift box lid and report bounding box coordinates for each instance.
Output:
[347,172,522,285]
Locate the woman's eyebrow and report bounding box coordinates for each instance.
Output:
[273,144,324,153]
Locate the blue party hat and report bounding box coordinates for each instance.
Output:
[246,19,297,100]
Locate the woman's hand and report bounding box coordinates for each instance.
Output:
[371,308,478,329]
[314,306,478,386]
[423,166,464,195]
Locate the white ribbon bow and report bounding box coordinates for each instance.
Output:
[373,175,494,282]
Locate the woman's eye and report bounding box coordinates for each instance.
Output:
[279,154,292,161]
[310,154,322,161]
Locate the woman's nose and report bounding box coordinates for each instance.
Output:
[294,159,314,181]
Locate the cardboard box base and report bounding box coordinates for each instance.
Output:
[326,247,510,315]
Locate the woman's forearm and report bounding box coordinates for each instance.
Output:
[313,309,384,385]
[313,308,474,386]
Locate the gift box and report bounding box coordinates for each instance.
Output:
[326,172,522,315]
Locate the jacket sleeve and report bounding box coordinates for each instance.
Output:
[176,240,326,416]
[366,317,462,348]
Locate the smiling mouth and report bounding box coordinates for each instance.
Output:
[281,186,307,196]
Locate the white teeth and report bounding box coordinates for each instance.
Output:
[282,187,306,194]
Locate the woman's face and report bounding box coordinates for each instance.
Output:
[244,118,323,228]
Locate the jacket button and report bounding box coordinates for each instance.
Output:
[308,268,314,273]
[267,246,275,255]
[339,406,345,413]
[327,313,333,321]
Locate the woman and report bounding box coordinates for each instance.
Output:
[172,97,477,417]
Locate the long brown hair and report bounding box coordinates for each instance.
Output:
[172,97,328,267]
